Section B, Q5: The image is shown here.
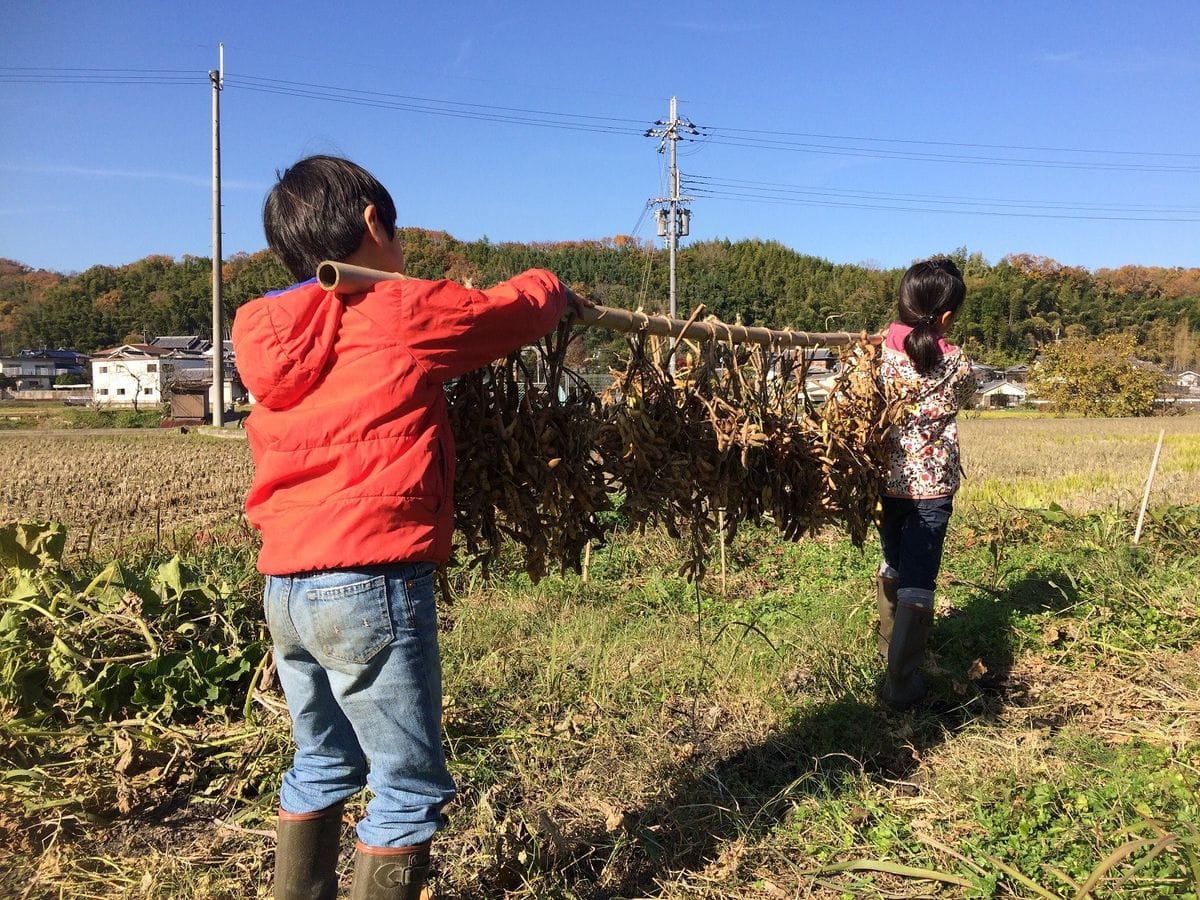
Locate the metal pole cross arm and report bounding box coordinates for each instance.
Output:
[315,261,878,349]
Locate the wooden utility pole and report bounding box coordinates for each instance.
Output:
[210,44,225,427]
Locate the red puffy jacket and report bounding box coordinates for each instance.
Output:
[232,271,566,574]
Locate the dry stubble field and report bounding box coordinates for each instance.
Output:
[2,415,1198,546]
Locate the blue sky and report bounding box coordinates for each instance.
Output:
[3,1,1198,275]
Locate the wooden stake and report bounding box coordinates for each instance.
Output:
[1133,428,1166,545]
[718,508,727,596]
[582,540,591,583]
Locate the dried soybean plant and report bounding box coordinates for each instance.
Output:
[593,329,731,579]
[448,307,899,582]
[594,322,901,578]
[594,317,830,579]
[817,339,904,545]
[447,321,611,581]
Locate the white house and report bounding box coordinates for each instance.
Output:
[973,379,1028,409]
[1,348,88,391]
[1177,370,1200,390]
[91,344,210,409]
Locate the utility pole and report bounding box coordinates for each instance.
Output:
[646,96,697,322]
[209,44,225,427]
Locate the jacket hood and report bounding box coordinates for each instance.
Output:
[232,281,345,409]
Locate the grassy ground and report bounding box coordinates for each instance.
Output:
[0,400,164,430]
[1,417,1198,898]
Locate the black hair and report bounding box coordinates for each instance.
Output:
[262,155,398,281]
[897,258,966,375]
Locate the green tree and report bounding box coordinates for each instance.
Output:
[1031,334,1163,417]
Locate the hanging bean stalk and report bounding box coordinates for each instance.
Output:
[817,339,906,546]
[448,321,611,581]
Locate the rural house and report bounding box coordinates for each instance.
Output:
[91,341,208,409]
[970,362,1001,384]
[973,379,1028,409]
[1003,363,1030,383]
[92,337,242,413]
[0,348,89,392]
[1177,370,1200,390]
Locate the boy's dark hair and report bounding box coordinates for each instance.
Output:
[898,258,966,375]
[263,155,397,281]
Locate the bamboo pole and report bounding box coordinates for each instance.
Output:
[316,261,878,349]
[717,508,727,596]
[1133,428,1166,545]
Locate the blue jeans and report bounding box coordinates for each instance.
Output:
[877,496,954,611]
[264,563,455,848]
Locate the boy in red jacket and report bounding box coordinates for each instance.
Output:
[233,155,584,899]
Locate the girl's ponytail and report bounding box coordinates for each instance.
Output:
[898,259,966,375]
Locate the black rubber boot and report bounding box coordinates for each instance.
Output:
[350,841,431,900]
[875,575,898,660]
[274,803,345,900]
[881,604,932,711]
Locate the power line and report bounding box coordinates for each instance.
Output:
[705,124,1200,160]
[227,78,644,137]
[0,66,203,86]
[684,174,1200,214]
[7,64,1198,170]
[233,74,649,126]
[695,133,1200,173]
[685,185,1200,222]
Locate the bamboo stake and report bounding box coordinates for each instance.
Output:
[717,508,727,596]
[316,261,879,349]
[1133,428,1166,545]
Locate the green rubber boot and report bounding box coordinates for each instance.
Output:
[881,604,932,711]
[274,803,345,900]
[349,841,432,900]
[875,575,898,660]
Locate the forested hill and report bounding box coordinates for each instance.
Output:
[2,232,1199,369]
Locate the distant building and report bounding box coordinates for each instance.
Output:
[1003,364,1031,383]
[151,335,211,353]
[973,379,1028,409]
[91,336,242,412]
[166,367,246,421]
[970,363,1001,384]
[1176,370,1200,390]
[0,348,88,391]
[91,344,203,408]
[803,347,838,374]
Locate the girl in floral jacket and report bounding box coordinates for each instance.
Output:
[874,258,976,709]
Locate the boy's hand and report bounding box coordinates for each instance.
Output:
[563,287,595,321]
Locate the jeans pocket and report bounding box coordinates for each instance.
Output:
[398,567,436,631]
[304,575,395,664]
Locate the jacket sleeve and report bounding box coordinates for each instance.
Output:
[396,269,567,382]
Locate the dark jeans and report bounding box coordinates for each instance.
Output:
[877,495,954,611]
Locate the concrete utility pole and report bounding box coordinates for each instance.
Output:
[209,44,225,427]
[646,96,697,322]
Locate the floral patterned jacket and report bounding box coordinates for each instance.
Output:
[878,324,977,498]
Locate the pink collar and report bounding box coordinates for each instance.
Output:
[885,321,956,355]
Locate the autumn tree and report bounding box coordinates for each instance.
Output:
[1031,334,1163,417]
